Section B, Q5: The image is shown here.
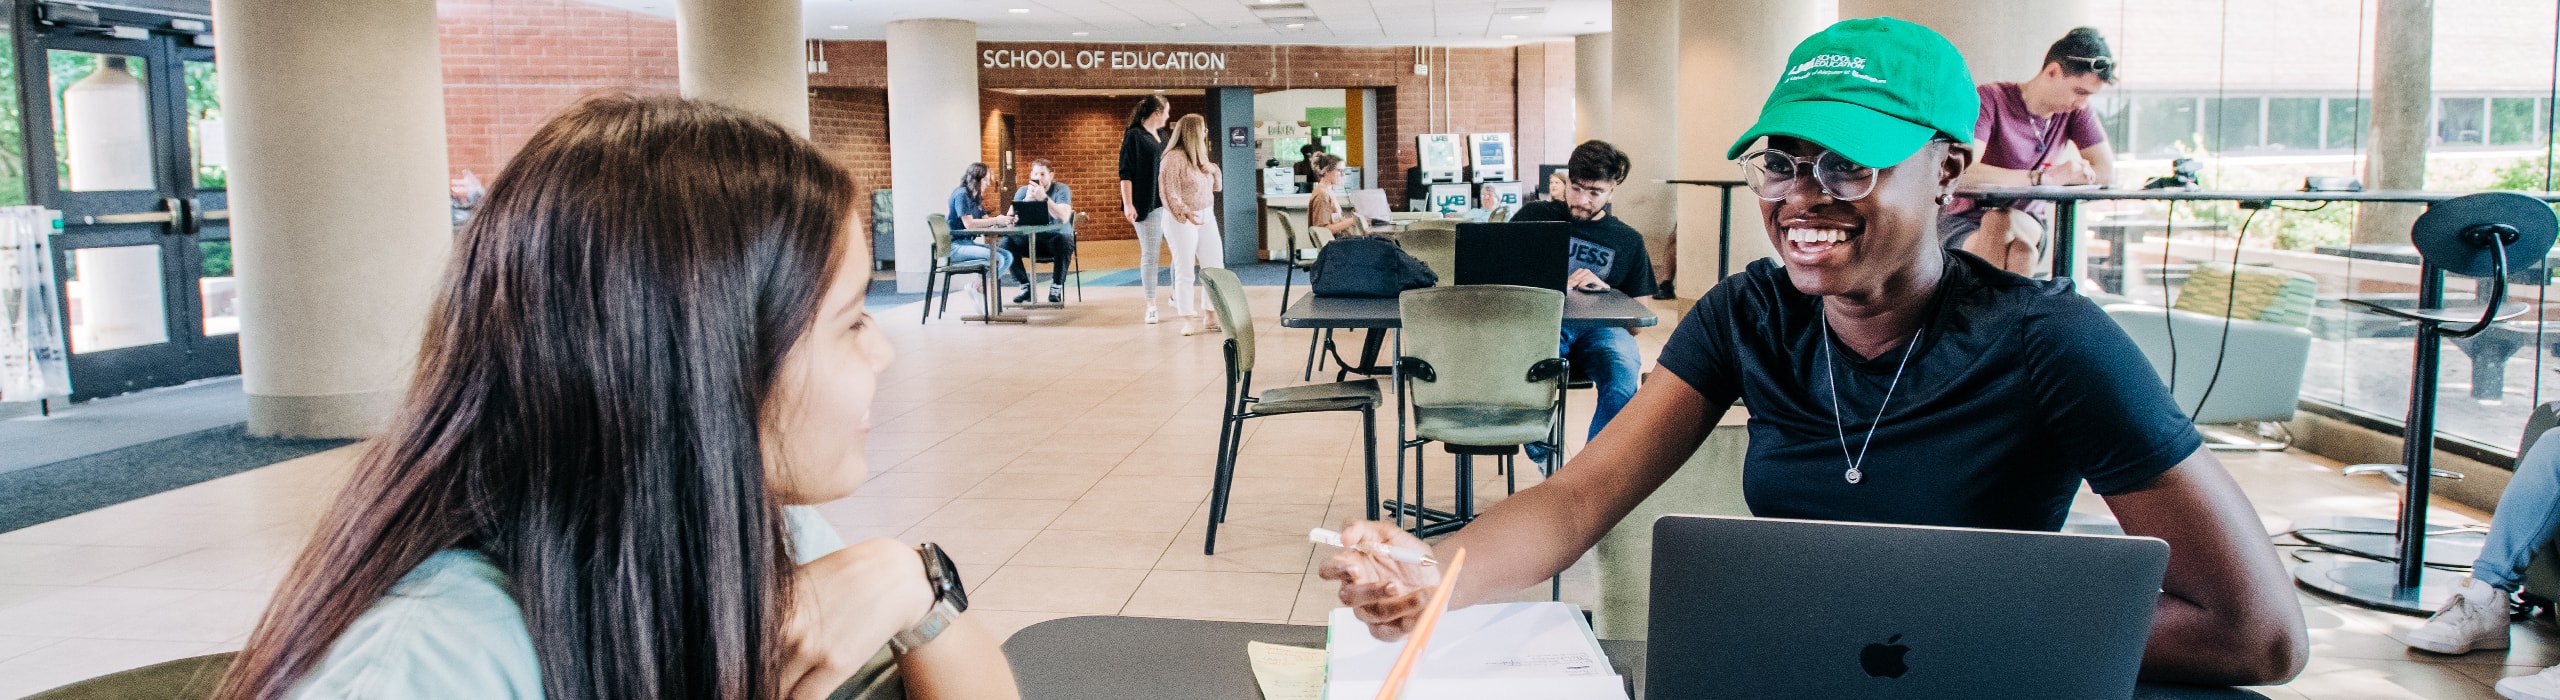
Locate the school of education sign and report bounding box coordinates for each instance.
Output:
[981,48,1229,72]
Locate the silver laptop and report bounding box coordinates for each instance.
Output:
[1646,515,2168,699]
[1350,188,1394,227]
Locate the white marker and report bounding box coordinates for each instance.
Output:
[1308,527,1438,566]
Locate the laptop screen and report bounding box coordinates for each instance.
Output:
[1010,200,1052,227]
[1454,222,1570,291]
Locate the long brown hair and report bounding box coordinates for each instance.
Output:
[1166,113,1212,171]
[216,95,856,699]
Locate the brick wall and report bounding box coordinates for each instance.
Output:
[807,89,893,234]
[965,93,1208,241]
[438,0,678,180]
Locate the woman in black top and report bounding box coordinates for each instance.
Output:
[1117,95,1172,324]
[1320,18,2307,687]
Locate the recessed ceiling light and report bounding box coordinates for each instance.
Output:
[1172,22,1187,28]
[1511,15,1527,20]
[1008,7,1030,13]
[830,25,848,30]
[1016,89,1028,93]
[1072,31,1089,36]
[1285,22,1303,28]
[1154,89,1165,93]
[1501,34,1518,39]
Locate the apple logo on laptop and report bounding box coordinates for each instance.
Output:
[1860,634,1910,679]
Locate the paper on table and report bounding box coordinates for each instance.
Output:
[1247,641,1327,700]
[1325,602,1628,700]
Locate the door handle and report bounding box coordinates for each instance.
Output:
[85,210,177,225]
[202,209,229,221]
[179,197,201,235]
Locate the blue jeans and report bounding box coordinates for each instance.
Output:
[1560,326,1641,442]
[2476,428,2560,589]
[950,241,1014,283]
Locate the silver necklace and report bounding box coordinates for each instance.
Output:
[1818,303,1924,485]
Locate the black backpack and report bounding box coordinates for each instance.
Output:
[1308,235,1438,298]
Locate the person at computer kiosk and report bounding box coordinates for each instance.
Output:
[1319,18,2306,686]
[1306,153,1363,238]
[2405,433,2560,699]
[1007,158,1078,304]
[1504,140,1655,466]
[1940,27,2119,276]
[947,162,1018,301]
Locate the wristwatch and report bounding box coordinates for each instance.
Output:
[889,542,968,654]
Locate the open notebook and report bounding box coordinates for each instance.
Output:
[1323,602,1629,699]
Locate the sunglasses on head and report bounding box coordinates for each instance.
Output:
[2066,55,2114,73]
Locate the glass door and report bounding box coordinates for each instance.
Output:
[20,5,231,400]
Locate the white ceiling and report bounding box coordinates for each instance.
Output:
[585,0,1610,47]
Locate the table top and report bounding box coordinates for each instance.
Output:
[1280,289,1661,329]
[1954,186,2560,204]
[1002,615,2267,700]
[960,223,1070,235]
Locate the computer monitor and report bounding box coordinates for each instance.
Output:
[1454,222,1570,291]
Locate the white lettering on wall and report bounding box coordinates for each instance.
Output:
[981,47,1227,73]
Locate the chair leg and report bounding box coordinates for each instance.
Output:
[1505,454,1517,495]
[1280,267,1294,318]
[1072,249,1084,301]
[1304,328,1323,382]
[1361,405,1380,522]
[1207,413,1240,555]
[921,268,938,323]
[1217,413,1249,526]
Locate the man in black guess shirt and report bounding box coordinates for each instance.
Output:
[1509,141,1655,462]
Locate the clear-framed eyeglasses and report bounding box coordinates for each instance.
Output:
[1734,148,1878,202]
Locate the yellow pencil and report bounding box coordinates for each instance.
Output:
[1375,547,1467,700]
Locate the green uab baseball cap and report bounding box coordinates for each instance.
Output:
[1726,17,1979,169]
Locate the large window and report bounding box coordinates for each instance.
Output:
[2491,97,2542,146]
[2205,97,2262,152]
[2325,97,2370,152]
[2133,96,2197,158]
[2265,98,2322,151]
[2438,97,2487,145]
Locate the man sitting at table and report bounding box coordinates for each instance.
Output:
[1507,140,1656,465]
[1008,158,1078,304]
[1942,27,2120,276]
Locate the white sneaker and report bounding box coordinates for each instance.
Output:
[1180,316,1205,336]
[1144,305,1159,324]
[2499,664,2560,700]
[2406,577,2512,654]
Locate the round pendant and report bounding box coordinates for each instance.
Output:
[1844,466,1863,484]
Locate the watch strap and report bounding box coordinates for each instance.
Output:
[888,598,960,654]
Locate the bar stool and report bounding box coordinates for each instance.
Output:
[2294,191,2558,614]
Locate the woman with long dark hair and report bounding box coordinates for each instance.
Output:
[215,96,1019,699]
[1117,94,1172,323]
[949,161,1018,302]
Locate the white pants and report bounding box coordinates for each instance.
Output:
[1152,206,1225,317]
[1134,210,1165,302]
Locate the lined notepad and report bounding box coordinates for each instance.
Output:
[1321,602,1629,700]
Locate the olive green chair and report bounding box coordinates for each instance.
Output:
[1590,413,1754,640]
[1397,221,1459,288]
[1392,284,1566,539]
[920,213,992,323]
[1201,267,1383,554]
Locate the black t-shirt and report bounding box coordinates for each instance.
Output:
[1117,125,1168,216]
[1656,252,2200,531]
[1509,200,1657,297]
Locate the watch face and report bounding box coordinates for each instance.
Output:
[923,543,967,612]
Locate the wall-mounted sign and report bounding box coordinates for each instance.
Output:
[1228,126,1251,147]
[982,48,1228,72]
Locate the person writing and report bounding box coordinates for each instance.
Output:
[1942,27,2120,276]
[1506,140,1656,466]
[1319,18,2306,686]
[214,96,1019,699]
[1007,158,1078,304]
[1305,152,1361,238]
[1118,95,1173,324]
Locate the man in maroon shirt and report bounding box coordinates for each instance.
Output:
[1941,27,2119,276]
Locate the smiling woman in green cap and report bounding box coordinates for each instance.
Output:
[1318,17,2306,686]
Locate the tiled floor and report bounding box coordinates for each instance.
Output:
[0,281,2547,698]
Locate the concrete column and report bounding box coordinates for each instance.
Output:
[1671,0,1826,297]
[1610,0,1678,279]
[2356,0,2433,245]
[677,0,808,134]
[216,0,452,438]
[1837,0,2091,86]
[1208,87,1262,268]
[1574,33,1611,144]
[888,19,980,293]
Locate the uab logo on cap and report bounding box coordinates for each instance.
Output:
[1785,53,1886,85]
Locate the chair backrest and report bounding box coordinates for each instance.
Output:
[1269,208,1306,252]
[2172,263,2316,327]
[1202,267,1257,373]
[1488,205,1512,223]
[926,213,955,260]
[1398,284,1564,440]
[1399,222,1458,287]
[27,652,233,699]
[1070,210,1089,229]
